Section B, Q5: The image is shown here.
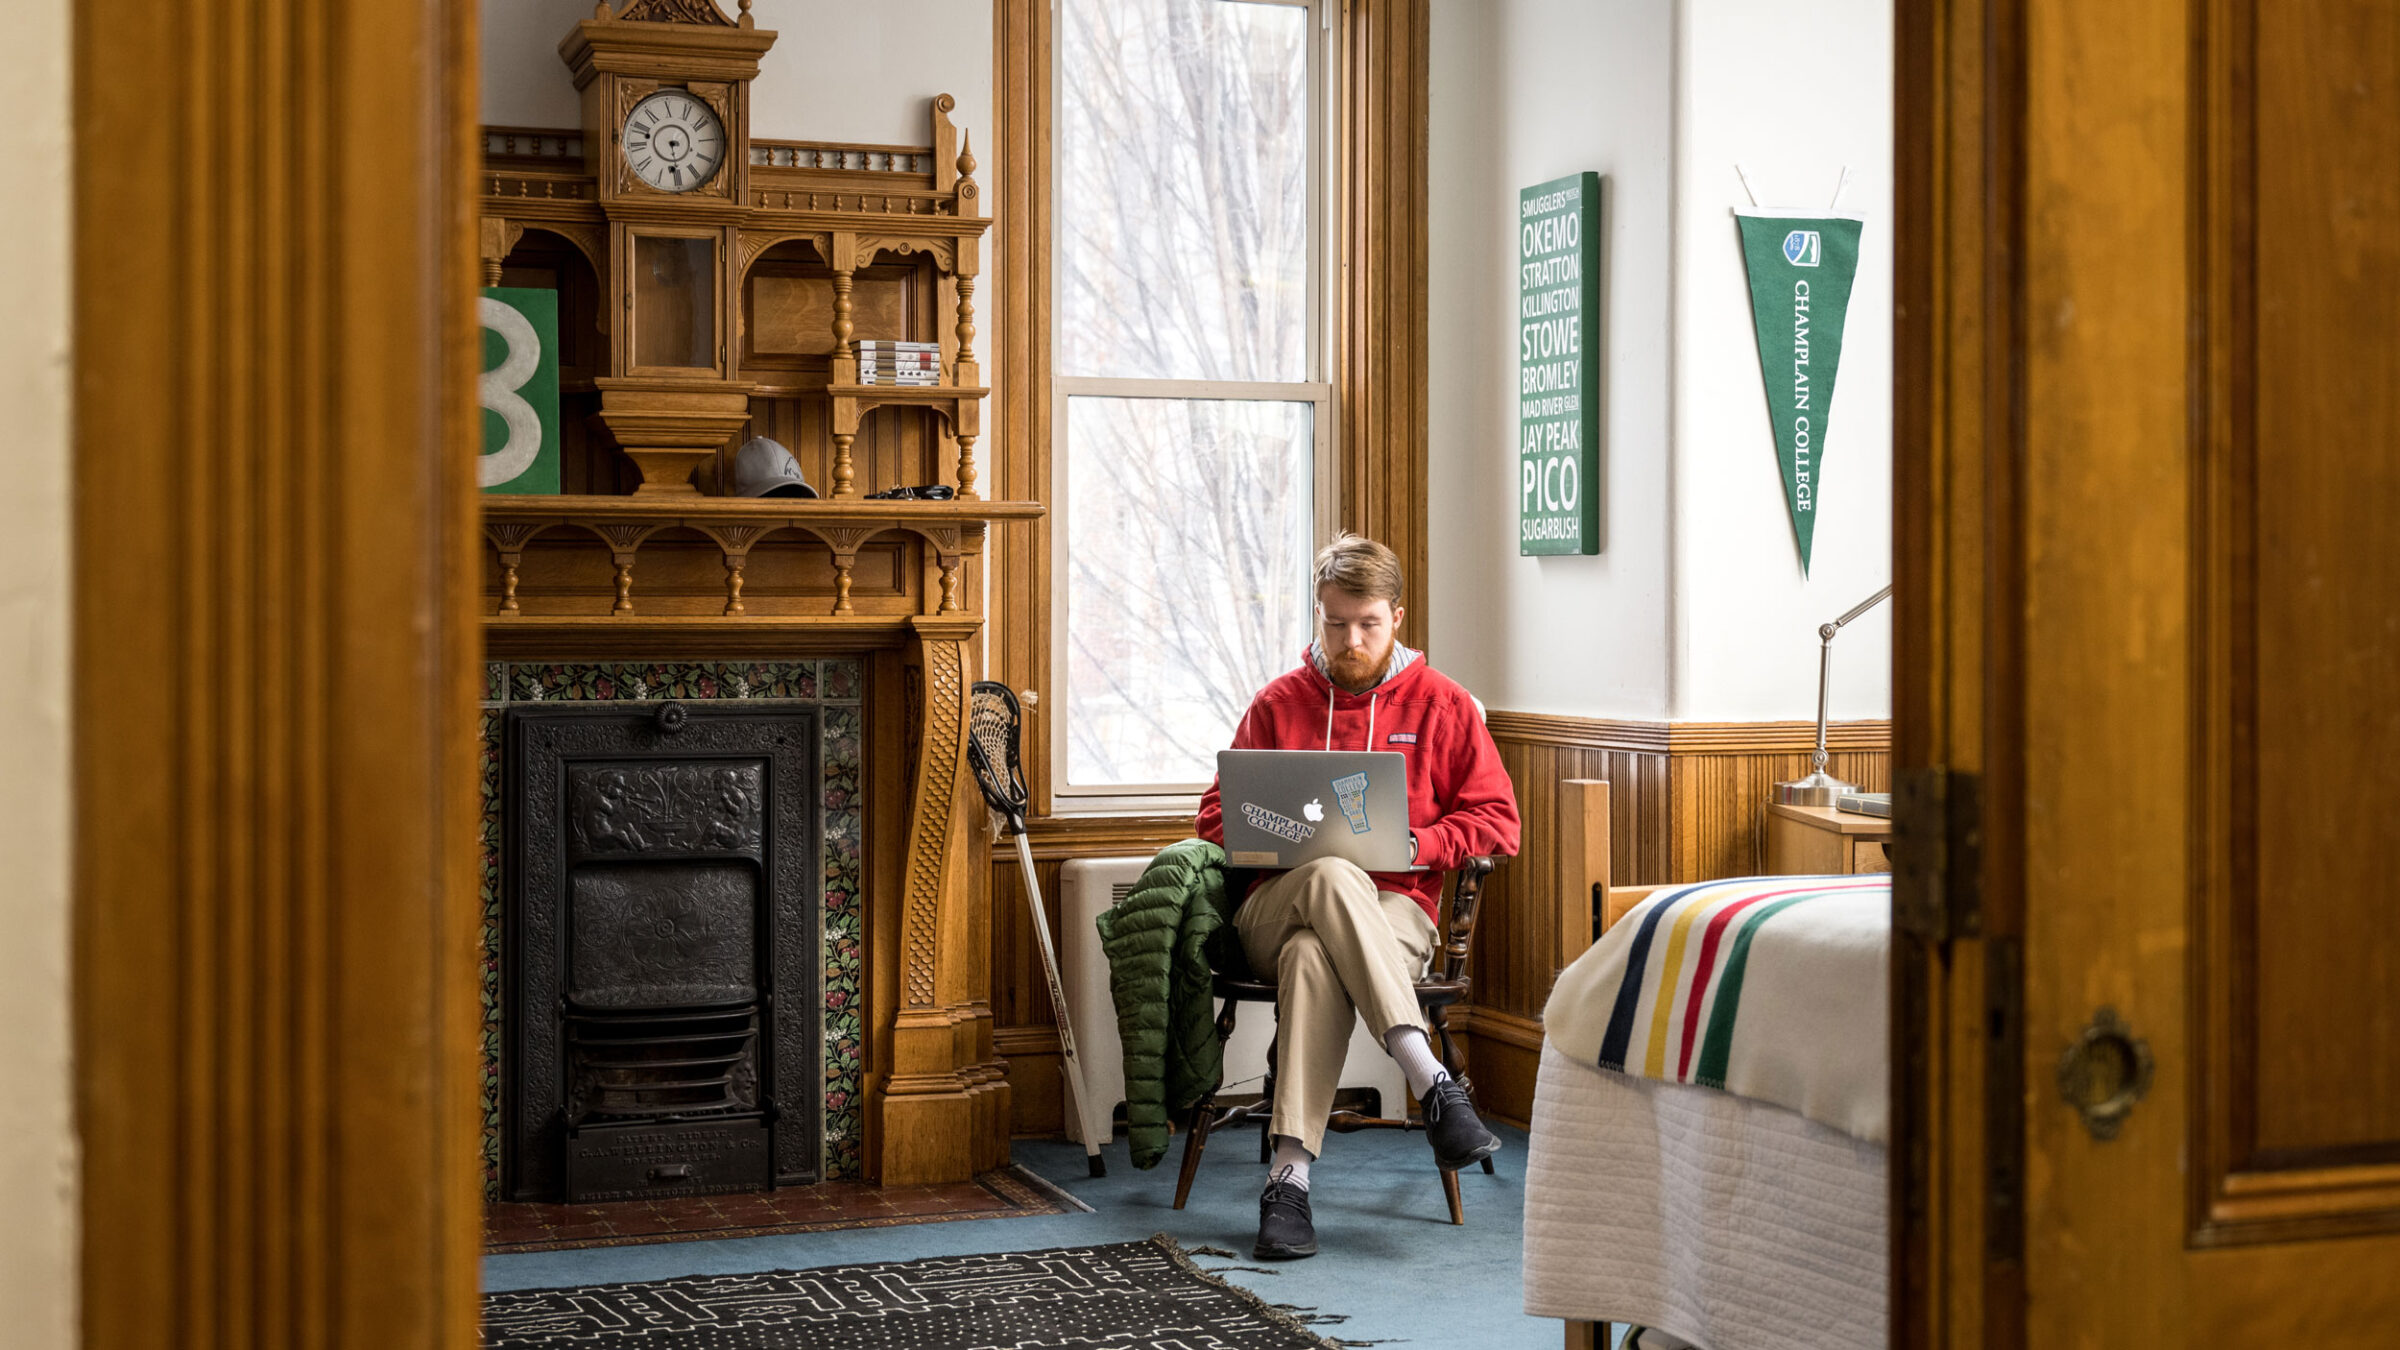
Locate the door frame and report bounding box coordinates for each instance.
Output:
[1892,0,2027,1345]
[72,0,485,1344]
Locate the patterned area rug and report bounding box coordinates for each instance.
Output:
[481,1235,1357,1349]
[484,1166,1092,1254]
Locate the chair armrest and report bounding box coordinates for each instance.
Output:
[1439,855,1501,982]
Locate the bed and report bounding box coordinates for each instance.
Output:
[1522,874,1892,1350]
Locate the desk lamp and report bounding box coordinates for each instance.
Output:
[1773,583,1892,806]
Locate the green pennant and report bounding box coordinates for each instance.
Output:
[1735,211,1863,573]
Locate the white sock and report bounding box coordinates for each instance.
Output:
[1384,1026,1451,1100]
[1269,1136,1314,1190]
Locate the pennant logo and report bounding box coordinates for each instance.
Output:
[1782,230,1822,266]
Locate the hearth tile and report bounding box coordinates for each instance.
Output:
[509,663,590,701]
[479,712,505,1197]
[747,661,819,700]
[821,658,862,700]
[484,661,506,705]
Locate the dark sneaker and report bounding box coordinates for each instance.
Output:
[1420,1078,1502,1172]
[1253,1178,1318,1259]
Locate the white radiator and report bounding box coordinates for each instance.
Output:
[1057,856,1410,1148]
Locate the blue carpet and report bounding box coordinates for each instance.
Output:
[483,1121,1572,1349]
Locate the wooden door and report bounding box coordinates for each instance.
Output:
[1895,0,2400,1344]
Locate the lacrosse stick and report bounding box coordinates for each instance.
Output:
[965,681,1106,1176]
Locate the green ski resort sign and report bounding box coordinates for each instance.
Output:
[1518,172,1601,556]
[1734,209,1864,573]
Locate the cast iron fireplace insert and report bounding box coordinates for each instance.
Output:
[503,700,821,1203]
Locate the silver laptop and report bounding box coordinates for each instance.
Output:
[1216,749,1418,871]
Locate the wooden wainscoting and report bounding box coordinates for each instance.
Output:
[1454,712,1890,1127]
[982,714,1888,1140]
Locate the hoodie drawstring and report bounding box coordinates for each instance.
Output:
[1367,693,1378,750]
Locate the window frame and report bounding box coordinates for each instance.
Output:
[1044,0,1342,810]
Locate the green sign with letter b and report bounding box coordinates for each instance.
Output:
[478,287,560,495]
[1518,172,1602,556]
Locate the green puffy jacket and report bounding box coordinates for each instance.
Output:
[1094,839,1251,1169]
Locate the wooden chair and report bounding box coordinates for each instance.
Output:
[1169,854,1503,1225]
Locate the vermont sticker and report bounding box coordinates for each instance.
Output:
[1330,773,1373,835]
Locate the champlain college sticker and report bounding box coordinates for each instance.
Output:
[1240,802,1316,843]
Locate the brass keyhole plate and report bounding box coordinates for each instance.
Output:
[2056,1005,2154,1140]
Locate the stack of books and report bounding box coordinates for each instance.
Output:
[1834,791,1891,819]
[853,340,942,386]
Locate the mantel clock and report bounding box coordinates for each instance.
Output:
[562,0,776,492]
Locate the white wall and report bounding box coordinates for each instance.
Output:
[1427,0,1677,719]
[1429,0,1892,723]
[0,0,79,1341]
[482,0,993,150]
[1671,0,1892,720]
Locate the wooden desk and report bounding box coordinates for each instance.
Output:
[1764,801,1894,875]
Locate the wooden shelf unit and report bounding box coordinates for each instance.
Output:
[481,495,1040,620]
[479,93,991,501]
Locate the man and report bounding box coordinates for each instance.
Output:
[1196,533,1522,1259]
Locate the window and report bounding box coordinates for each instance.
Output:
[1053,0,1333,800]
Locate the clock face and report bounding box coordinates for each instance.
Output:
[623,90,726,193]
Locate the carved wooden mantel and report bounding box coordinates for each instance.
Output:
[476,19,1022,1183]
[483,497,1040,1184]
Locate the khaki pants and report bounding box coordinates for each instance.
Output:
[1235,856,1438,1156]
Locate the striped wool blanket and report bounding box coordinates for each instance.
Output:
[1542,875,1890,1145]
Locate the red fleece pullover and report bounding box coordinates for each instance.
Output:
[1195,650,1521,924]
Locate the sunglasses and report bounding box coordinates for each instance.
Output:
[863,484,957,501]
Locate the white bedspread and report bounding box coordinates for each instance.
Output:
[1523,1042,1887,1350]
[1543,875,1891,1145]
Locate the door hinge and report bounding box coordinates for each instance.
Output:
[1892,765,1982,946]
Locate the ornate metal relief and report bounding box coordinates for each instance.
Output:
[568,862,758,1007]
[566,762,765,858]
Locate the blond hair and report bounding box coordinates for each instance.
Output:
[1312,532,1404,605]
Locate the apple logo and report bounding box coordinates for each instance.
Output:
[1302,798,1324,822]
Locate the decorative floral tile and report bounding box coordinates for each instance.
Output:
[737,661,819,700]
[479,711,505,1198]
[482,661,864,1194]
[820,700,865,1179]
[484,661,507,705]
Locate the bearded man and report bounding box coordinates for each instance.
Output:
[1195,532,1521,1260]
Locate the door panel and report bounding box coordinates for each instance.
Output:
[2237,0,2400,1165]
[2195,0,2400,1240]
[1900,0,2400,1341]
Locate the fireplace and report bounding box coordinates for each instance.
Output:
[503,700,821,1202]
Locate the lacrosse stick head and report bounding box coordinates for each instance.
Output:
[966,681,1029,834]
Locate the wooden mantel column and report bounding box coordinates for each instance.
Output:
[872,615,995,1183]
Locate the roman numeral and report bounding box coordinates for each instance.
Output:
[669,165,682,184]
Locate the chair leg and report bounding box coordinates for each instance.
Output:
[1258,1024,1278,1164]
[1175,1000,1246,1210]
[1441,1166,1464,1225]
[1172,1099,1213,1211]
